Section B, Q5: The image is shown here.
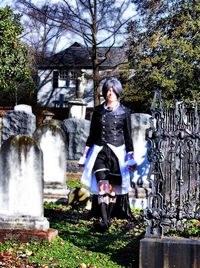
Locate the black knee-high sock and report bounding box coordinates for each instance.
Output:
[107,194,116,222]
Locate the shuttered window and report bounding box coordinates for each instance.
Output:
[53,71,59,88]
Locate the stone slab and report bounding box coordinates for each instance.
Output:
[0,228,58,243]
[140,237,200,268]
[0,216,49,231]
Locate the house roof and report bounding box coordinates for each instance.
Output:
[38,42,128,70]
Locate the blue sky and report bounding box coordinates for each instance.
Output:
[0,0,14,7]
[1,0,136,51]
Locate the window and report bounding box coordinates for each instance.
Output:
[59,70,79,80]
[70,71,78,80]
[59,70,68,80]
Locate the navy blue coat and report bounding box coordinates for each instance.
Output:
[86,102,134,153]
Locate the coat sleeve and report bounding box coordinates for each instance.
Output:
[123,108,134,153]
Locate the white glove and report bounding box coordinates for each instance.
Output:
[78,146,90,167]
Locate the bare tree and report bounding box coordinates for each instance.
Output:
[18,4,66,58]
[16,1,69,105]
[17,0,135,106]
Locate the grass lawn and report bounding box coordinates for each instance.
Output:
[0,178,199,268]
[0,204,145,268]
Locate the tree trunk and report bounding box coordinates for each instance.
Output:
[93,63,100,107]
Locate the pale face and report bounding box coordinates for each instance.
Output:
[106,87,118,103]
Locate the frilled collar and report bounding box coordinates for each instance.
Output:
[104,101,119,112]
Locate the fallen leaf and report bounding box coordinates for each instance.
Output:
[80,263,87,268]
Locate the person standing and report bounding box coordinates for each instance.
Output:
[78,77,136,232]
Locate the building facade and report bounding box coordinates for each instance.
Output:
[37,42,127,110]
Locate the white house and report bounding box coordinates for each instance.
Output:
[37,42,127,110]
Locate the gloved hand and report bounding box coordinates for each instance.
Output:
[78,146,90,167]
[128,165,137,171]
[125,151,137,171]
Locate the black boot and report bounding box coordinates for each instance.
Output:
[93,194,109,233]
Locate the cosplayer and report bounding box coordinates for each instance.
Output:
[78,77,136,232]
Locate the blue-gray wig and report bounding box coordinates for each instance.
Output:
[102,77,123,99]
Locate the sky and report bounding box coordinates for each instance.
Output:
[0,0,136,52]
[0,0,13,8]
[0,0,135,13]
[0,0,60,9]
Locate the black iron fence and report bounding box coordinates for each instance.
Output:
[145,90,200,237]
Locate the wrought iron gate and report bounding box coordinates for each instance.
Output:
[145,90,200,237]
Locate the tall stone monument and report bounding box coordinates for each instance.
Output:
[129,113,152,209]
[68,70,87,119]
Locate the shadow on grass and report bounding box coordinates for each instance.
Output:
[45,207,145,268]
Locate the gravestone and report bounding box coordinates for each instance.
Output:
[34,123,69,203]
[1,106,36,144]
[62,118,90,173]
[0,135,57,242]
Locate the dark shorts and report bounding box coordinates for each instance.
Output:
[93,145,122,185]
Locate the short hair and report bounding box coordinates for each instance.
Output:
[102,77,123,99]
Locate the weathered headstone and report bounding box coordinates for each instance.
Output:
[62,118,90,172]
[0,135,50,233]
[1,108,36,144]
[34,123,69,203]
